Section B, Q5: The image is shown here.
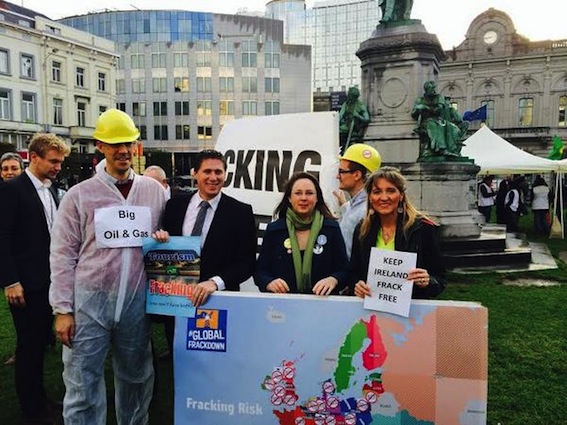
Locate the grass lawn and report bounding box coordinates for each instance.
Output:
[1,213,566,424]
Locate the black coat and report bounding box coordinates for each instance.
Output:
[0,172,59,291]
[349,217,446,299]
[255,217,349,294]
[163,192,256,291]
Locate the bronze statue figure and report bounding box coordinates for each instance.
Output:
[411,81,469,159]
[379,0,414,23]
[339,87,370,153]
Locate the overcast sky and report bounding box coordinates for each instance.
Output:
[18,0,567,49]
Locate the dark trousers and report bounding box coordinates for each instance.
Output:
[478,206,492,223]
[533,209,549,235]
[9,286,53,417]
[506,209,520,232]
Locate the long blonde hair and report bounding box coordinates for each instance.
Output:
[359,167,425,240]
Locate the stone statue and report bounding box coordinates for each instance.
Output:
[339,87,370,153]
[411,81,469,159]
[379,0,414,23]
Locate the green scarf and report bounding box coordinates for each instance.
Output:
[286,209,324,294]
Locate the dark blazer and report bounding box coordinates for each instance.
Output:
[349,217,446,299]
[0,172,59,291]
[254,217,349,294]
[163,191,256,291]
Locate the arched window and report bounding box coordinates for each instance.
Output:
[559,96,567,127]
[481,100,495,127]
[518,97,533,126]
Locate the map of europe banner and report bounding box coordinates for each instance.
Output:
[173,292,488,425]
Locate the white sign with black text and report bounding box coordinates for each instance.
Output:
[94,206,152,248]
[364,248,416,317]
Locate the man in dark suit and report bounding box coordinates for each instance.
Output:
[0,133,69,424]
[159,150,256,356]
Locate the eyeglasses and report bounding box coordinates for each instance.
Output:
[337,169,355,175]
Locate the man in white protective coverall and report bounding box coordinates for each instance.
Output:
[49,109,167,424]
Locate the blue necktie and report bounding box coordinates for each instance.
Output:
[191,201,210,236]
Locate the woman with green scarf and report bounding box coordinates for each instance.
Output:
[255,172,349,295]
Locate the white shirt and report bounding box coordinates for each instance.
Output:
[25,169,56,233]
[181,192,225,290]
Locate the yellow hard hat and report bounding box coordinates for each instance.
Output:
[93,109,140,144]
[341,143,381,173]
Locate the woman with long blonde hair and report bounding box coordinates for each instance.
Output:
[350,167,446,299]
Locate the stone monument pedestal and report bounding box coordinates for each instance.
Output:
[404,162,482,238]
[357,21,445,163]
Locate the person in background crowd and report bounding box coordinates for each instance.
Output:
[333,144,381,260]
[496,175,512,225]
[1,152,24,181]
[49,109,166,424]
[255,172,349,295]
[531,175,550,236]
[1,152,25,366]
[144,165,171,200]
[0,133,70,425]
[504,177,526,232]
[350,167,446,300]
[477,175,497,223]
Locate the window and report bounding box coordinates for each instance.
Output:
[77,102,87,126]
[265,77,280,93]
[264,41,280,69]
[20,54,34,79]
[197,126,212,140]
[151,53,166,68]
[242,101,257,116]
[99,105,107,114]
[197,100,212,116]
[265,101,280,116]
[132,78,146,93]
[0,49,9,74]
[175,124,190,140]
[133,102,146,117]
[0,89,11,120]
[219,100,234,116]
[116,102,126,112]
[154,125,168,140]
[117,79,126,94]
[98,72,106,91]
[481,99,495,127]
[131,54,145,69]
[197,77,212,92]
[241,41,257,68]
[195,41,211,67]
[518,97,533,126]
[175,101,189,116]
[173,52,188,68]
[219,41,234,67]
[152,77,167,93]
[559,96,567,127]
[139,125,147,140]
[76,67,85,87]
[22,92,36,122]
[242,77,257,93]
[52,61,61,82]
[53,98,63,125]
[174,77,189,92]
[219,77,234,93]
[153,101,167,116]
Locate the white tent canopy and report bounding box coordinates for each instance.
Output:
[461,125,562,174]
[461,125,565,238]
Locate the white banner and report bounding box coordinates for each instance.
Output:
[215,112,341,218]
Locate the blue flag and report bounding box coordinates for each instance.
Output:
[463,104,488,122]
